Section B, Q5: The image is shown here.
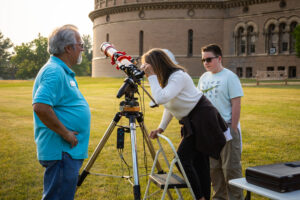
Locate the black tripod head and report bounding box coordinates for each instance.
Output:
[117,77,137,98]
[118,77,140,112]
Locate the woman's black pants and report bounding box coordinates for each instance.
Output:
[177,134,211,200]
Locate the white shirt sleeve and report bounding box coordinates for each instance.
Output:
[158,108,173,130]
[148,72,185,104]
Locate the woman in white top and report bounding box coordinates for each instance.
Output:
[140,48,227,200]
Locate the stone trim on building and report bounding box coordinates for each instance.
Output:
[90,0,281,20]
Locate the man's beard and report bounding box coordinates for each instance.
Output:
[77,52,82,64]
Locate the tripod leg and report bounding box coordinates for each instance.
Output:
[129,115,141,200]
[77,113,122,187]
[137,115,163,172]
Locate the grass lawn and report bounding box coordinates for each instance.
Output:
[0,77,300,200]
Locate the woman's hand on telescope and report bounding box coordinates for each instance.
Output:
[149,128,164,139]
[140,63,155,77]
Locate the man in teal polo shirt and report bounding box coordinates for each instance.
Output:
[32,24,91,200]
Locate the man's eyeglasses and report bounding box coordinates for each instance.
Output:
[201,56,218,63]
[75,43,84,49]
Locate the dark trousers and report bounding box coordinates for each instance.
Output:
[177,134,211,200]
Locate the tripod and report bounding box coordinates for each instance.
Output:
[77,79,168,200]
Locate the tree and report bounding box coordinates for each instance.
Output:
[10,33,93,79]
[0,32,14,79]
[11,34,49,79]
[82,34,93,61]
[293,25,300,58]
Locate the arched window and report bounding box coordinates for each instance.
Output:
[246,67,253,78]
[188,29,193,57]
[236,67,243,78]
[247,26,255,54]
[290,22,298,53]
[279,23,289,53]
[106,33,109,42]
[267,24,277,54]
[288,66,296,78]
[139,30,144,56]
[237,27,246,55]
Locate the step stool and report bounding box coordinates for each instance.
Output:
[143,134,196,200]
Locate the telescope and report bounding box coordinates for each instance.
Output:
[100,42,144,98]
[100,42,158,107]
[100,42,144,80]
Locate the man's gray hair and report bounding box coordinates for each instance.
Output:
[48,24,78,55]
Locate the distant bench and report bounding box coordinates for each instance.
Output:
[256,70,288,86]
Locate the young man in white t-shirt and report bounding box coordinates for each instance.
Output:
[197,44,244,200]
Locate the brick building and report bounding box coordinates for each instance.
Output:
[89,0,300,78]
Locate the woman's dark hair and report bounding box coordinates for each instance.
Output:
[201,44,223,57]
[142,48,186,88]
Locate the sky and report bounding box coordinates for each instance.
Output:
[0,0,94,46]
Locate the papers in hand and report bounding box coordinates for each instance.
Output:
[224,128,232,141]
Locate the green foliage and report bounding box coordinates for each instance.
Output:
[82,34,93,62]
[9,33,93,79]
[293,25,300,57]
[0,32,13,64]
[0,32,14,79]
[11,34,49,79]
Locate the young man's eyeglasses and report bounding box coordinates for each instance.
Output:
[201,56,218,63]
